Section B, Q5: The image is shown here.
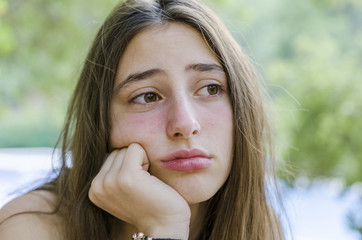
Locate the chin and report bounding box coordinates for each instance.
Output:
[150,165,228,205]
[167,177,223,205]
[183,194,214,206]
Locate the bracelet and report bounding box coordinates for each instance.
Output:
[132,232,181,240]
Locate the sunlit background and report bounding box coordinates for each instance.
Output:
[0,0,361,239]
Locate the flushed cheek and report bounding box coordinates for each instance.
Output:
[200,102,233,131]
[201,103,234,162]
[110,111,166,148]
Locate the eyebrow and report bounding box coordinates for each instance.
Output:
[115,68,164,93]
[115,63,224,93]
[185,63,224,73]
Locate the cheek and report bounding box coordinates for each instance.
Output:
[110,111,166,148]
[202,102,234,161]
[202,101,233,133]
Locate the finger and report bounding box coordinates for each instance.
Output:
[89,151,119,202]
[121,143,149,172]
[107,148,127,175]
[96,150,119,177]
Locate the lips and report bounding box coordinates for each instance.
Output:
[160,149,212,172]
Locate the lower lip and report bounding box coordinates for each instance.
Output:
[161,157,212,172]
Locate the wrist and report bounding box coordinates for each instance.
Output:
[136,218,190,240]
[132,232,183,240]
[142,228,189,240]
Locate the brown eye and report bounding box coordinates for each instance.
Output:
[131,91,160,104]
[196,84,223,97]
[144,92,158,103]
[207,85,219,95]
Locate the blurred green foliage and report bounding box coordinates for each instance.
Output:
[210,0,362,186]
[0,0,117,147]
[0,0,361,186]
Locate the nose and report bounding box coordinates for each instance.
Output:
[166,97,201,139]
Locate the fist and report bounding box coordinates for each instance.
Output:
[88,143,190,239]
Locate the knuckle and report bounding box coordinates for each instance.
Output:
[128,143,141,153]
[88,190,97,203]
[89,178,102,194]
[88,183,101,203]
[128,143,146,159]
[103,173,116,188]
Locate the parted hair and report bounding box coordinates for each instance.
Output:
[49,0,285,239]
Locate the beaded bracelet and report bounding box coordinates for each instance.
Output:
[132,232,181,240]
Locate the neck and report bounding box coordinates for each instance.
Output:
[188,201,207,240]
[112,201,208,240]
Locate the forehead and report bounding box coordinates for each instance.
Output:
[115,22,220,81]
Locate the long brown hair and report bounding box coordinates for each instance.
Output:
[51,0,285,239]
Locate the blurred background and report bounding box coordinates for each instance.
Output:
[0,0,361,239]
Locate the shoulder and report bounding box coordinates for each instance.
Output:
[0,190,64,240]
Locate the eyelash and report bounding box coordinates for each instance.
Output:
[129,84,225,105]
[197,84,224,97]
[130,92,162,105]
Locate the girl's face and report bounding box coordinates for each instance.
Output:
[110,23,234,205]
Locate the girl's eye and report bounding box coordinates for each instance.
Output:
[207,85,219,95]
[131,92,160,104]
[198,84,222,96]
[144,92,158,103]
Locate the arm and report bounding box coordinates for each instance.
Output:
[0,191,63,240]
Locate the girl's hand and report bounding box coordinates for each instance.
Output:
[88,143,190,239]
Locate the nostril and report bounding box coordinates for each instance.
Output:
[167,109,201,138]
[173,129,199,138]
